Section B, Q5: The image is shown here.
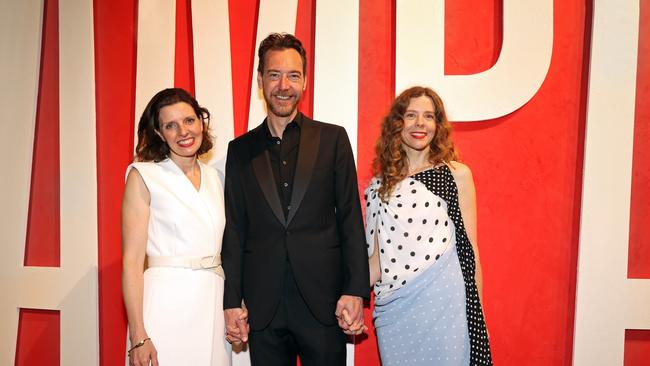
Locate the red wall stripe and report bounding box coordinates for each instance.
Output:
[24,0,60,267]
[174,0,195,95]
[356,1,395,365]
[444,0,502,75]
[357,0,395,187]
[94,0,138,364]
[624,329,650,366]
[228,0,259,136]
[294,0,315,119]
[563,2,593,364]
[628,0,650,279]
[14,309,60,366]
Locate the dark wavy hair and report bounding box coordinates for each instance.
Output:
[257,33,307,75]
[373,86,458,200]
[135,88,212,162]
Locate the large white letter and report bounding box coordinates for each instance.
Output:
[573,1,650,365]
[247,0,299,131]
[0,0,99,364]
[134,0,176,145]
[0,1,42,362]
[396,0,553,121]
[313,1,359,161]
[192,0,235,171]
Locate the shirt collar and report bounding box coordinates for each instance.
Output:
[263,111,303,141]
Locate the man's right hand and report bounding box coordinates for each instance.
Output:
[335,295,367,335]
[225,307,249,345]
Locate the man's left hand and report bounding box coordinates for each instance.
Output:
[335,295,366,335]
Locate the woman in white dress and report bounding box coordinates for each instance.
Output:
[122,88,233,366]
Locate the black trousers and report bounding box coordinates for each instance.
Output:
[248,264,346,366]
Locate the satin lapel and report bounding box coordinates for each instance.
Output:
[250,126,287,227]
[287,117,320,225]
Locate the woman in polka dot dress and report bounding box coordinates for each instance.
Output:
[365,86,492,365]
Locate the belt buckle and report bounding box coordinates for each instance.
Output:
[199,255,217,269]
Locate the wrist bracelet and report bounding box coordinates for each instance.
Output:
[128,337,151,355]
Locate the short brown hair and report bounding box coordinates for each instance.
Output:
[257,33,307,75]
[135,88,213,162]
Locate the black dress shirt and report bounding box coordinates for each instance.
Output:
[264,116,301,218]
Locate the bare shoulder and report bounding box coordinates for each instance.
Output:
[125,166,145,186]
[447,161,473,185]
[124,167,150,204]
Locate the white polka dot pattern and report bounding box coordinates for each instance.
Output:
[365,177,455,299]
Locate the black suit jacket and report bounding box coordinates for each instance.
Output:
[222,113,369,330]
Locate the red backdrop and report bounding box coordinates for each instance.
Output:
[14,1,650,365]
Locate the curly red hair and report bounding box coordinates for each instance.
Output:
[373,86,458,200]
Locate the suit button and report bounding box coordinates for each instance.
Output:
[286,230,291,236]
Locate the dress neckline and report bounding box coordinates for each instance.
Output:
[408,163,447,178]
[164,158,203,193]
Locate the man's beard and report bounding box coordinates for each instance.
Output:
[265,93,300,118]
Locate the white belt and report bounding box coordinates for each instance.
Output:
[147,255,224,279]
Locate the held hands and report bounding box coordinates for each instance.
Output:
[335,295,367,335]
[224,307,250,345]
[128,337,158,366]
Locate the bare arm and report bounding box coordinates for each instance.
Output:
[368,233,381,286]
[122,168,158,365]
[450,162,485,303]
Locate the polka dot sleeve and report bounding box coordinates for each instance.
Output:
[364,179,381,257]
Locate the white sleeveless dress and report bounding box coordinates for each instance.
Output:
[125,159,229,365]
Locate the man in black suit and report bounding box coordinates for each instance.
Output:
[221,33,369,365]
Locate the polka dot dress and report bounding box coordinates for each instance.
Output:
[365,176,456,299]
[366,165,492,365]
[413,166,492,365]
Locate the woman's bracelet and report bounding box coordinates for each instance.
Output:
[127,337,151,355]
